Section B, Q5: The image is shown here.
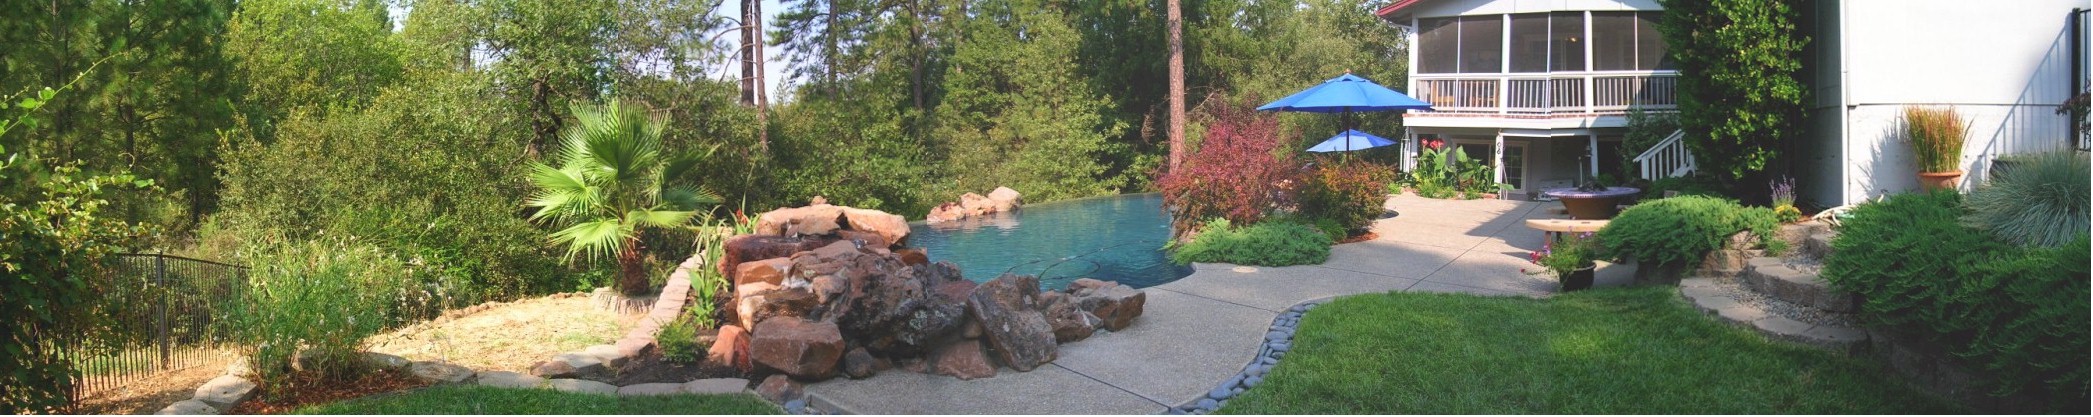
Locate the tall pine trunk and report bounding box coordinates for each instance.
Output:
[1167,0,1185,173]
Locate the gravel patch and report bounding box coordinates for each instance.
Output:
[1711,277,1853,328]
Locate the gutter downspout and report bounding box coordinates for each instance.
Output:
[1839,0,1854,206]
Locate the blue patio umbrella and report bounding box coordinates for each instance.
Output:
[1306,129,1398,153]
[1258,73,1432,153]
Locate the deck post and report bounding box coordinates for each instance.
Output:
[1493,131,1506,185]
[1589,134,1600,178]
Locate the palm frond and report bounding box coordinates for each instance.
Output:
[629,208,698,229]
[574,101,665,189]
[661,184,724,211]
[548,218,631,263]
[525,163,604,223]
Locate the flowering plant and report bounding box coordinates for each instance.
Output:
[1769,176,1802,223]
[1524,232,1599,277]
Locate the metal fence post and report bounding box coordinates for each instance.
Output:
[155,253,171,370]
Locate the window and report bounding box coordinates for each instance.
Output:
[1593,11,1669,71]
[1418,17,1458,73]
[1509,14,1549,73]
[1635,12,1673,70]
[1592,12,1636,71]
[1458,15,1503,73]
[1550,12,1585,71]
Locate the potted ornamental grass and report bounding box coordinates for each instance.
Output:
[1525,232,1600,291]
[1901,106,1969,191]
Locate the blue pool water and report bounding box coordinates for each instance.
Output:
[906,193,1192,290]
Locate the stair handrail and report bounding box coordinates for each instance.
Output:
[1633,129,1693,180]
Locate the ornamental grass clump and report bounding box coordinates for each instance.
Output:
[1962,151,2090,248]
[1902,106,1968,173]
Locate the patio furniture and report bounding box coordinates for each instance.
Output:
[1525,218,1609,243]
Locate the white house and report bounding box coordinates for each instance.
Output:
[1795,0,2086,207]
[1376,0,1678,198]
[1377,0,2090,206]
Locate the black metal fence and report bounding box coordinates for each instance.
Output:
[61,253,248,403]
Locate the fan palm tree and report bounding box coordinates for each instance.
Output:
[527,100,719,295]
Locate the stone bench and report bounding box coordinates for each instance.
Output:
[1524,219,1609,242]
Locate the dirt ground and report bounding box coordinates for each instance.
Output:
[72,354,235,415]
[366,293,645,373]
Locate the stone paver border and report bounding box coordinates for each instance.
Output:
[155,254,783,415]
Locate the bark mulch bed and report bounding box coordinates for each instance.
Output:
[1338,231,1380,244]
[223,368,433,415]
[610,350,752,386]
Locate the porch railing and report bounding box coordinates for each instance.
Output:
[1413,72,1678,116]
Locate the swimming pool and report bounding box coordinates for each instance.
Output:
[906,193,1192,290]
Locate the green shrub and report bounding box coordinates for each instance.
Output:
[1309,217,1347,242]
[1642,174,1725,199]
[207,73,562,304]
[1962,151,2089,248]
[0,160,153,413]
[1297,160,1394,233]
[227,239,440,394]
[655,308,706,364]
[1171,219,1332,266]
[1824,191,2089,410]
[1597,196,1776,266]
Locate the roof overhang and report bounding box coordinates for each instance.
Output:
[1374,0,1430,24]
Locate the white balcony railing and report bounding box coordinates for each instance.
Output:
[1411,72,1678,116]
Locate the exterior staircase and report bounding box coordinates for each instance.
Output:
[1633,129,1695,181]
[1678,221,1868,353]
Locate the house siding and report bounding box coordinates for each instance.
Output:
[1828,0,2082,204]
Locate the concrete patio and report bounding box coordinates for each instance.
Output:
[803,193,1633,414]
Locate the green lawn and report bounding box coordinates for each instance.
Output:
[1218,287,1963,414]
[292,385,782,415]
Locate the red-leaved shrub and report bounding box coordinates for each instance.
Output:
[1299,159,1395,233]
[1157,101,1299,235]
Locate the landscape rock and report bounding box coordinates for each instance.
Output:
[617,383,688,396]
[1069,278,1146,331]
[409,361,476,384]
[708,325,753,372]
[961,319,983,339]
[841,347,880,379]
[932,339,997,380]
[896,248,930,266]
[748,289,824,326]
[750,318,846,380]
[840,207,911,246]
[476,371,546,389]
[1040,291,1097,343]
[808,275,848,307]
[722,235,832,279]
[735,257,795,287]
[811,246,965,357]
[926,203,966,223]
[155,399,217,415]
[959,193,994,215]
[835,229,891,250]
[548,378,619,395]
[224,357,254,378]
[581,344,631,368]
[362,351,410,370]
[737,294,769,330]
[681,378,750,395]
[757,375,804,403]
[529,353,606,380]
[755,204,845,237]
[987,187,1022,212]
[192,375,256,410]
[967,274,1058,371]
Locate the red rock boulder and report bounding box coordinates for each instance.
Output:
[749,318,846,380]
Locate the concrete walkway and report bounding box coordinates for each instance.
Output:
[804,194,1631,414]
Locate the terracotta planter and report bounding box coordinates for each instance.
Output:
[1917,170,1963,192]
[1560,265,1596,292]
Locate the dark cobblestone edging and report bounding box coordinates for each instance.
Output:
[1166,297,1329,415]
